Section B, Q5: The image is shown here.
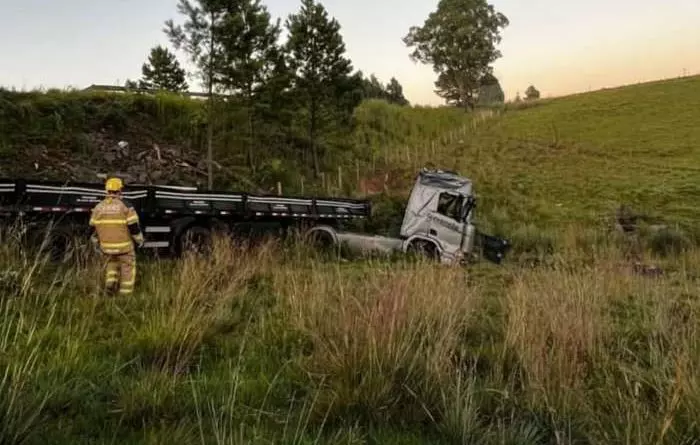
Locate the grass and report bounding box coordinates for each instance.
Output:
[2,75,700,443]
[329,76,700,256]
[448,75,700,235]
[1,220,699,444]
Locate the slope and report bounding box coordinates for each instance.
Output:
[447,75,700,238]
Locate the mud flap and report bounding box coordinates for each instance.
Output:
[478,232,511,265]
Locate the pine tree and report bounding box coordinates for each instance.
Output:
[386,77,409,106]
[139,45,188,91]
[253,51,295,159]
[218,0,282,170]
[285,0,353,176]
[362,74,386,100]
[165,0,228,189]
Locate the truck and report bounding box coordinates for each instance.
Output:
[0,168,510,265]
[306,169,510,265]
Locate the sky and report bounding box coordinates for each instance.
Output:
[1,0,699,106]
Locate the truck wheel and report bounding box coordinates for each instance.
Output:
[408,240,439,262]
[310,230,334,249]
[34,225,80,264]
[178,226,212,256]
[307,228,340,259]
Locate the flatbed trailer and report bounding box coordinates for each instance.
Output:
[0,178,371,258]
[0,169,511,265]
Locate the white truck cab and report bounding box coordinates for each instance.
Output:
[308,168,510,266]
[398,169,477,264]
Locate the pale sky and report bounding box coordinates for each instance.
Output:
[0,0,698,105]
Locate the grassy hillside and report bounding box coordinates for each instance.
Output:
[2,76,700,444]
[348,75,700,258]
[451,75,700,235]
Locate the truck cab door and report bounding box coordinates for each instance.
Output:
[427,192,466,259]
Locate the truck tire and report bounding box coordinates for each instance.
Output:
[305,226,341,259]
[407,240,439,262]
[33,224,81,264]
[310,230,334,249]
[177,225,212,257]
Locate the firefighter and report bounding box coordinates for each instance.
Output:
[89,177,144,295]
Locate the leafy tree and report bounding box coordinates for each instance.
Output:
[525,85,540,100]
[217,0,282,170]
[139,45,189,92]
[386,77,409,106]
[285,0,353,177]
[477,72,504,105]
[165,0,229,189]
[403,0,509,109]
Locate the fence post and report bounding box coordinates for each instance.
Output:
[337,165,342,193]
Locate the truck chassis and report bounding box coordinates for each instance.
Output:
[0,178,370,260]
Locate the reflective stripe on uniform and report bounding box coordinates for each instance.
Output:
[121,258,136,288]
[92,219,128,225]
[101,241,132,249]
[103,248,131,255]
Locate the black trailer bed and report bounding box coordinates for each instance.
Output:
[0,179,371,220]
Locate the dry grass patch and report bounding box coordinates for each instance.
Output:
[276,259,477,424]
[502,244,700,442]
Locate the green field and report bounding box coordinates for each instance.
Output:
[2,76,700,444]
[454,75,700,231]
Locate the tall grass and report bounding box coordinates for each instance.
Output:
[0,225,698,443]
[277,259,476,425]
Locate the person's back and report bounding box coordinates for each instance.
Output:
[91,196,139,255]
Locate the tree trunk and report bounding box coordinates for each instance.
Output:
[247,89,255,172]
[207,100,214,190]
[206,18,215,190]
[309,94,319,178]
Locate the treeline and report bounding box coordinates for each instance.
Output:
[0,0,517,190]
[118,0,515,188]
[121,0,416,187]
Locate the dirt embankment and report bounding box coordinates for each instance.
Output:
[0,89,213,186]
[11,130,210,186]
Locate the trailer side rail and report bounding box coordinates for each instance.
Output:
[0,179,371,220]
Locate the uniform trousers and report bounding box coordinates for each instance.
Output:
[103,251,136,295]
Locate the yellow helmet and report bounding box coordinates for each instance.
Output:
[105,177,123,192]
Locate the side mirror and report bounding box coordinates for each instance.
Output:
[460,196,476,221]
